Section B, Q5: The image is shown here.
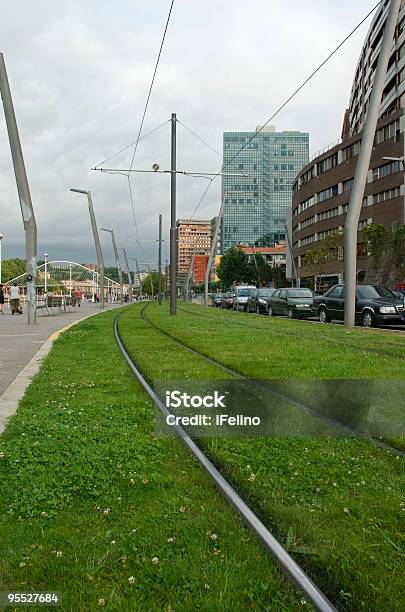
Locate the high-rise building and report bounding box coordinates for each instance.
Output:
[292,0,405,291]
[222,126,309,253]
[176,219,211,276]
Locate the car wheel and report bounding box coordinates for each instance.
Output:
[268,306,273,317]
[288,307,294,319]
[319,307,330,323]
[362,310,376,328]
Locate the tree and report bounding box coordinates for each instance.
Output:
[363,223,405,287]
[216,247,250,289]
[271,265,287,288]
[247,253,273,285]
[302,229,344,285]
[141,272,165,296]
[1,258,26,283]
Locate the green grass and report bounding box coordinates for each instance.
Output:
[117,303,405,612]
[0,308,306,612]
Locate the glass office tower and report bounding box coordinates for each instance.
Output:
[222,126,309,252]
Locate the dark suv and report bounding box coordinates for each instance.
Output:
[313,284,405,327]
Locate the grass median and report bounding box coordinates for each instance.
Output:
[0,308,306,612]
[117,302,405,612]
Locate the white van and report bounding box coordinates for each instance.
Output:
[233,285,256,311]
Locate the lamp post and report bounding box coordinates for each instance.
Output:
[101,228,123,304]
[0,53,37,324]
[69,262,73,296]
[0,233,3,283]
[44,253,48,293]
[70,189,105,309]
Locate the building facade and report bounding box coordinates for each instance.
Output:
[237,244,286,269]
[176,219,211,276]
[222,126,309,253]
[292,0,405,290]
[193,255,210,285]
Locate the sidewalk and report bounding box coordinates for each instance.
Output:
[0,301,121,397]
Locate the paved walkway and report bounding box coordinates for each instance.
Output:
[0,301,121,397]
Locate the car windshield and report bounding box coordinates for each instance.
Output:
[237,288,254,296]
[287,289,313,298]
[259,289,274,296]
[357,286,396,299]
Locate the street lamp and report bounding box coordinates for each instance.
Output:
[101,227,123,304]
[70,189,105,309]
[44,253,48,293]
[0,233,3,284]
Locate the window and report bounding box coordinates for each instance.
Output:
[318,185,338,202]
[372,160,400,181]
[343,141,360,161]
[372,186,401,204]
[374,120,399,144]
[300,215,316,229]
[298,196,315,214]
[318,153,338,174]
[343,178,353,192]
[331,286,344,298]
[318,207,339,221]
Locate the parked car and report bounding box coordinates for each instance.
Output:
[210,293,223,307]
[233,285,256,311]
[268,287,315,319]
[313,284,405,327]
[221,292,234,309]
[247,287,276,314]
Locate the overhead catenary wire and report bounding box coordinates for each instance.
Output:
[187,0,381,220]
[93,120,170,169]
[177,119,223,159]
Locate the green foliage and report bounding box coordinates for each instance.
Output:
[216,247,250,289]
[103,266,120,282]
[217,248,279,289]
[363,223,405,287]
[141,271,165,296]
[1,258,26,283]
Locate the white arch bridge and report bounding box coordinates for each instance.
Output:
[8,261,121,298]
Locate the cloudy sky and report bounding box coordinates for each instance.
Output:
[0,0,378,268]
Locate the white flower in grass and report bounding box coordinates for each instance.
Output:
[248,473,256,481]
[167,537,176,543]
[56,551,63,558]
[179,506,186,513]
[103,508,110,516]
[97,598,105,606]
[128,576,135,584]
[152,557,159,564]
[343,507,350,514]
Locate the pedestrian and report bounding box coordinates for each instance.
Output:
[75,288,83,307]
[9,283,21,315]
[0,283,4,314]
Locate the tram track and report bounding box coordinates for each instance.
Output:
[142,303,405,457]
[113,308,338,612]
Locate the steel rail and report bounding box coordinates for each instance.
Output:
[143,303,405,458]
[113,311,338,612]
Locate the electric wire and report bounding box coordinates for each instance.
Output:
[177,119,223,159]
[125,0,174,250]
[188,1,381,220]
[93,120,170,169]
